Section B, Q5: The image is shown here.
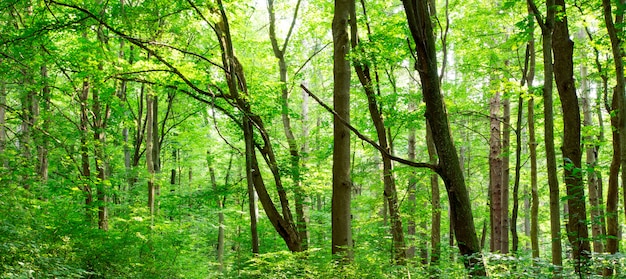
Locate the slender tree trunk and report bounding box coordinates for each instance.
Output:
[528,0,563,272]
[38,65,49,182]
[19,82,35,190]
[92,86,108,231]
[0,79,6,168]
[602,1,624,274]
[332,0,353,262]
[426,121,441,265]
[146,90,156,217]
[349,1,405,264]
[524,4,539,259]
[501,95,510,255]
[552,0,590,273]
[511,96,523,253]
[490,92,503,253]
[80,79,93,220]
[580,54,605,255]
[403,0,484,275]
[208,151,226,272]
[243,119,260,254]
[407,127,416,260]
[267,0,308,250]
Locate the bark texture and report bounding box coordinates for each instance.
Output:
[332,0,354,262]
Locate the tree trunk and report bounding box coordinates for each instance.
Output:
[489,92,503,253]
[214,0,302,252]
[601,1,624,274]
[208,151,225,272]
[80,79,93,221]
[267,0,309,251]
[580,53,605,255]
[407,115,417,260]
[19,81,35,190]
[332,0,353,262]
[402,0,484,275]
[552,0,590,273]
[0,79,6,168]
[528,0,563,271]
[92,84,108,231]
[524,4,539,258]
[511,96,523,253]
[349,1,405,264]
[146,90,156,217]
[426,121,441,265]
[38,65,50,182]
[501,94,510,255]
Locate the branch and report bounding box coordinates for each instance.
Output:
[526,0,547,32]
[300,84,440,173]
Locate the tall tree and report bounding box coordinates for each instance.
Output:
[402,0,485,275]
[601,0,624,272]
[489,91,504,253]
[524,3,539,259]
[332,0,354,262]
[552,0,590,273]
[528,0,563,272]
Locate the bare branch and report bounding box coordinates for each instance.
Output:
[300,84,440,173]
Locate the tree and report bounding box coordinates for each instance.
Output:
[331,0,354,262]
[601,0,624,274]
[349,0,406,264]
[489,90,504,253]
[267,0,309,250]
[552,0,590,273]
[402,0,485,275]
[528,0,563,272]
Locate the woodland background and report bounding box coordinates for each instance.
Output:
[1,0,626,278]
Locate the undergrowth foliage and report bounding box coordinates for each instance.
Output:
[3,177,625,278]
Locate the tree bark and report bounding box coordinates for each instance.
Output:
[402,0,484,275]
[332,0,353,262]
[489,91,503,253]
[528,0,563,271]
[552,0,590,273]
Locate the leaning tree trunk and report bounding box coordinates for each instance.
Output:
[402,0,484,275]
[349,1,405,264]
[267,0,309,250]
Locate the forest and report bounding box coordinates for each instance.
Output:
[1,0,626,278]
